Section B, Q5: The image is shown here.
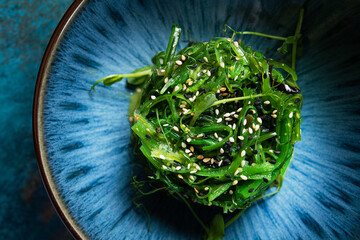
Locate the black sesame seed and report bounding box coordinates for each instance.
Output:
[263,73,267,79]
[210,68,216,74]
[242,83,246,88]
[257,73,262,79]
[248,188,254,193]
[224,159,231,165]
[248,136,254,141]
[254,101,261,106]
[272,123,277,127]
[255,97,260,101]
[263,177,269,183]
[204,89,208,93]
[274,151,281,154]
[225,174,231,178]
[198,59,205,63]
[172,95,176,99]
[295,98,301,103]
[199,87,205,92]
[199,192,205,196]
[184,93,192,99]
[190,64,197,68]
[269,160,276,164]
[236,145,240,151]
[216,93,222,98]
[253,150,258,154]
[239,141,243,147]
[146,134,151,139]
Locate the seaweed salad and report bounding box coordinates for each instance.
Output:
[92,9,304,240]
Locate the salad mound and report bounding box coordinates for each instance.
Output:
[92,9,304,238]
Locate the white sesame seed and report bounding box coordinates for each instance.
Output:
[218,160,223,167]
[159,58,164,65]
[241,150,246,157]
[229,190,233,194]
[186,138,192,143]
[160,155,166,160]
[238,136,244,140]
[164,77,168,83]
[189,175,195,180]
[264,100,270,105]
[217,118,223,123]
[151,95,156,100]
[179,104,186,108]
[174,86,180,92]
[185,149,191,153]
[204,187,209,191]
[225,118,233,121]
[252,123,256,129]
[175,60,183,65]
[218,137,223,142]
[240,175,248,180]
[232,180,238,185]
[243,119,247,126]
[215,109,219,115]
[269,149,274,153]
[181,55,186,61]
[273,109,278,114]
[214,133,219,138]
[196,91,199,96]
[234,76,238,81]
[203,70,207,73]
[188,80,193,86]
[235,57,240,61]
[220,62,225,68]
[190,97,196,102]
[254,125,260,131]
[234,170,239,176]
[211,158,215,164]
[289,112,293,118]
[271,114,277,118]
[190,170,197,174]
[178,174,183,179]
[229,137,235,143]
[197,155,204,160]
[249,128,253,134]
[232,123,236,130]
[228,73,231,78]
[220,148,224,154]
[257,117,262,124]
[236,107,242,112]
[195,165,201,171]
[176,166,182,170]
[238,167,243,173]
[224,113,231,117]
[163,124,169,127]
[234,114,239,119]
[207,70,211,77]
[160,69,166,73]
[162,165,167,169]
[241,160,246,167]
[248,101,251,105]
[173,126,179,132]
[203,158,211,163]
[234,41,239,48]
[181,142,186,148]
[146,128,150,132]
[242,128,247,134]
[230,111,236,115]
[203,56,208,62]
[251,109,256,114]
[197,134,204,138]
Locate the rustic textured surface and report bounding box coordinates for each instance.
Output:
[0,1,73,239]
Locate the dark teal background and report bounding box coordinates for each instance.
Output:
[0,1,73,239]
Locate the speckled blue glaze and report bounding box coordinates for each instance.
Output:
[41,0,360,239]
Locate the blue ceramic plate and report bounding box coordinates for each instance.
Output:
[34,0,360,239]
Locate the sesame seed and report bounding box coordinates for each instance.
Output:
[197,134,204,138]
[162,165,167,169]
[175,60,183,65]
[229,137,235,142]
[215,109,219,115]
[235,57,240,61]
[218,137,223,142]
[163,124,169,127]
[203,56,208,62]
[159,58,164,64]
[241,160,246,167]
[248,101,251,105]
[190,170,197,174]
[207,70,211,77]
[269,160,276,164]
[197,155,204,160]
[176,166,182,170]
[189,175,195,180]
[186,138,192,143]
[263,177,269,183]
[241,150,246,157]
[264,100,270,105]
[160,69,166,73]
[234,170,239,176]
[146,134,151,139]
[232,180,238,185]
[257,117,262,124]
[214,133,219,138]
[274,150,281,154]
[174,86,180,92]
[196,91,199,96]
[273,109,278,114]
[181,55,186,61]
[179,104,186,108]
[195,164,201,170]
[248,136,254,141]
[164,77,168,83]
[234,76,239,81]
[217,118,222,123]
[203,158,211,163]
[248,188,254,193]
[234,114,239,118]
[232,123,236,130]
[146,128,150,132]
[269,149,274,153]
[224,113,231,117]
[225,174,232,178]
[249,127,253,134]
[204,187,209,191]
[243,119,247,126]
[236,107,242,112]
[181,142,187,148]
[240,175,248,180]
[219,87,227,92]
[187,163,191,169]
[190,146,194,152]
[229,190,233,194]
[238,136,244,140]
[173,126,179,132]
[254,125,260,131]
[178,174,183,179]
[242,128,247,134]
[160,155,166,160]
[183,84,186,90]
[234,41,239,48]
[271,114,277,118]
[188,80,193,86]
[225,118,233,121]
[289,112,293,118]
[151,95,156,100]
[220,148,224,154]
[185,149,191,153]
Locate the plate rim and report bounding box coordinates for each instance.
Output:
[32,0,89,239]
